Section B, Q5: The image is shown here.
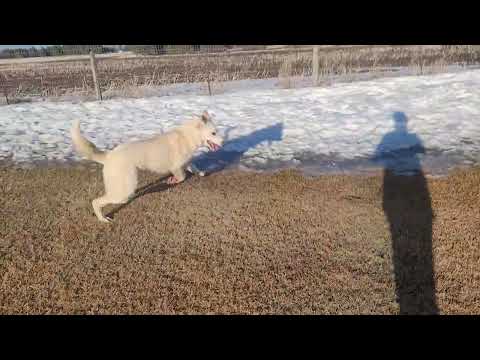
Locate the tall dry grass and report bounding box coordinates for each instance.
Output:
[1,45,480,102]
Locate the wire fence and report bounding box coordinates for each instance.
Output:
[2,45,480,104]
[0,45,271,58]
[0,45,313,102]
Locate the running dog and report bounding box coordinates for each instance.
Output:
[71,111,223,223]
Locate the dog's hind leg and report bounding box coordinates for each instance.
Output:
[93,162,138,223]
[92,196,114,223]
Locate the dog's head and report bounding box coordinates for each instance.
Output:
[195,111,223,152]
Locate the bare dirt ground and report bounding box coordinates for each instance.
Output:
[0,165,479,314]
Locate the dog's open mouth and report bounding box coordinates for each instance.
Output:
[207,140,221,152]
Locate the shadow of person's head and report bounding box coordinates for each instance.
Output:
[393,111,408,133]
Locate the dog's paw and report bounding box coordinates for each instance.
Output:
[99,216,113,223]
[166,176,178,185]
[198,171,206,177]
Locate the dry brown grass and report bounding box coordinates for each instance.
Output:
[2,45,480,102]
[1,165,479,314]
[278,55,295,89]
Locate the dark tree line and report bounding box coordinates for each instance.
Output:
[0,45,255,59]
[124,45,230,55]
[0,45,116,59]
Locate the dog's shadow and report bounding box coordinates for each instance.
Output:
[192,122,284,174]
[105,173,193,220]
[106,122,284,219]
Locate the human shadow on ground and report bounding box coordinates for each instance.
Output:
[372,111,438,315]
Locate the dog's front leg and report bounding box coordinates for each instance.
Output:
[186,163,205,177]
[166,168,187,185]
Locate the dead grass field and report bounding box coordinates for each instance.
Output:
[2,45,480,101]
[0,165,479,314]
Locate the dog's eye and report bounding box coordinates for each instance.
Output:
[212,132,216,136]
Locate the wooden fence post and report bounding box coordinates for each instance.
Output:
[207,79,212,96]
[312,45,320,85]
[89,50,102,101]
[0,75,8,105]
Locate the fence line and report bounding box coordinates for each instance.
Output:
[0,45,277,60]
[0,46,314,101]
[2,45,480,104]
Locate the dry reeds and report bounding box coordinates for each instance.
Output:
[1,45,480,102]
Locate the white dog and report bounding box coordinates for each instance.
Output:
[71,111,223,223]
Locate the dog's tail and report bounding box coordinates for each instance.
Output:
[70,120,107,164]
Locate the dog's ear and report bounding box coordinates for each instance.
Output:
[201,111,210,124]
